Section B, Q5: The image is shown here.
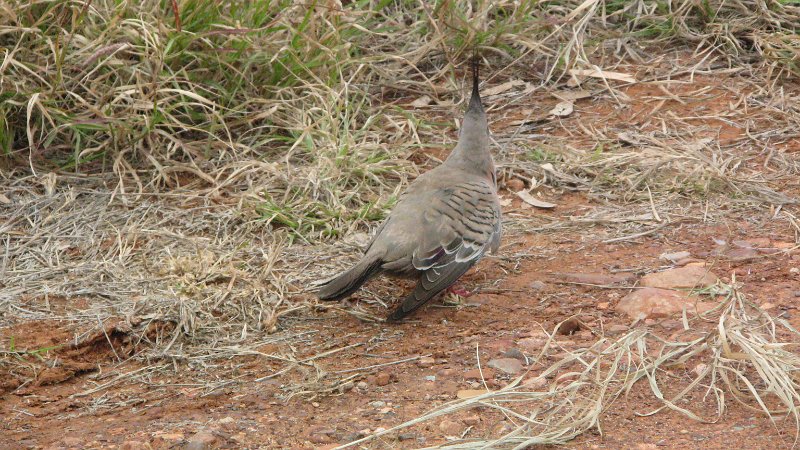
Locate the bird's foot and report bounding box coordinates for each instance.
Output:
[446,285,473,298]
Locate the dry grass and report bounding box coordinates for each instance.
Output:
[341,281,800,448]
[2,0,800,446]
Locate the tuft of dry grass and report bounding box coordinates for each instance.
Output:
[341,280,800,448]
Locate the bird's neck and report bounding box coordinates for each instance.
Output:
[445,141,496,183]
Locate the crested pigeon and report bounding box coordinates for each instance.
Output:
[317,58,501,321]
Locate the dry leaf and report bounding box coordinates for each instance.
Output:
[0,193,10,205]
[411,95,432,107]
[516,190,557,209]
[549,101,574,117]
[484,79,526,96]
[569,68,636,84]
[457,389,489,399]
[540,163,556,172]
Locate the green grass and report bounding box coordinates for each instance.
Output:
[2,0,798,240]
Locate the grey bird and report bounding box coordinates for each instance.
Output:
[317,58,502,321]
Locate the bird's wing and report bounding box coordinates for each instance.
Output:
[388,179,501,320]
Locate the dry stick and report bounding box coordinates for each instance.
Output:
[333,353,432,374]
[602,222,670,244]
[71,366,156,398]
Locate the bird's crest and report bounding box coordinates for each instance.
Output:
[467,56,484,115]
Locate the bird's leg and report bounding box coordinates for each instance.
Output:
[446,283,473,298]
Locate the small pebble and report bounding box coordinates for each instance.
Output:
[439,419,462,436]
[529,280,547,290]
[502,348,527,362]
[185,431,217,450]
[488,357,523,375]
[463,368,495,380]
[374,371,391,386]
[417,356,436,368]
[506,178,525,192]
[463,414,480,426]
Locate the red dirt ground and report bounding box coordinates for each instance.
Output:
[2,66,800,449]
[2,197,799,449]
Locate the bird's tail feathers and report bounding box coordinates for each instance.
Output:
[317,256,382,301]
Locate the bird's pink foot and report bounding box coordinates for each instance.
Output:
[447,285,473,297]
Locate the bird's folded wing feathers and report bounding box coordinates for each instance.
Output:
[386,180,500,320]
[411,180,501,272]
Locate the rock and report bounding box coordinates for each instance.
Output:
[356,381,368,390]
[616,287,712,321]
[158,433,185,442]
[794,291,800,298]
[523,376,548,389]
[437,368,457,377]
[487,357,524,375]
[597,301,610,310]
[463,368,495,380]
[660,251,691,263]
[457,389,487,399]
[120,442,148,450]
[417,356,436,368]
[309,434,332,444]
[439,419,463,436]
[502,348,527,362]
[63,437,83,447]
[639,266,718,289]
[529,280,547,290]
[556,318,582,335]
[218,416,235,425]
[684,261,707,267]
[373,371,391,386]
[370,400,386,408]
[398,433,416,441]
[693,363,708,377]
[184,431,216,450]
[760,302,776,310]
[506,178,525,192]
[463,414,481,426]
[675,257,703,266]
[726,247,758,261]
[551,272,634,285]
[791,267,800,274]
